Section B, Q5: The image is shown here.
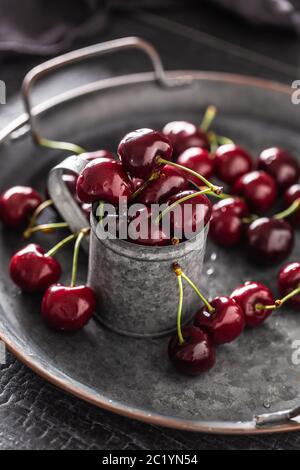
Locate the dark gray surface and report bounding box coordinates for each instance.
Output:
[1,4,300,450]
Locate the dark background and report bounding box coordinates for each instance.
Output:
[1,2,300,450]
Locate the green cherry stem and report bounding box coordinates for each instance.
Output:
[200,105,217,132]
[156,157,223,194]
[129,171,161,201]
[37,136,86,155]
[70,227,90,288]
[274,198,300,220]
[26,199,54,230]
[155,188,211,224]
[46,232,78,258]
[23,222,69,239]
[174,269,184,345]
[256,284,300,312]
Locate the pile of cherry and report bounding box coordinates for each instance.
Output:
[0,108,299,377]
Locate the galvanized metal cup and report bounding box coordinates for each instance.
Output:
[48,155,209,338]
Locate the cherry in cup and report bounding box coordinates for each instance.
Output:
[231,281,275,327]
[214,144,253,184]
[232,170,277,214]
[176,147,215,183]
[162,121,210,157]
[209,197,249,247]
[258,148,300,192]
[0,186,43,229]
[278,262,300,308]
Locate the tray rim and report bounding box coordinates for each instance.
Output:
[1,69,299,435]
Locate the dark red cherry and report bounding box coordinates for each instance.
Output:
[168,326,216,375]
[0,186,42,229]
[136,165,188,205]
[81,203,92,219]
[210,213,242,247]
[284,184,300,228]
[231,282,275,327]
[127,207,170,246]
[41,284,96,331]
[132,178,144,192]
[232,170,277,214]
[118,128,172,180]
[162,121,209,157]
[76,157,133,205]
[81,149,115,162]
[278,262,300,308]
[258,148,300,192]
[246,217,294,265]
[214,144,253,184]
[9,244,61,293]
[167,190,212,239]
[176,147,215,184]
[212,197,249,218]
[194,296,245,345]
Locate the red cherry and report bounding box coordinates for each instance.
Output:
[284,184,300,228]
[194,296,245,344]
[0,186,42,229]
[128,207,170,246]
[9,244,61,293]
[41,284,96,331]
[278,262,300,308]
[162,121,209,157]
[211,197,249,219]
[168,326,216,375]
[176,147,215,184]
[210,213,242,247]
[118,128,172,180]
[214,144,253,184]
[132,178,144,192]
[136,165,188,205]
[76,157,133,205]
[246,217,294,265]
[81,149,115,162]
[258,148,300,192]
[167,190,212,239]
[231,281,275,327]
[232,170,277,214]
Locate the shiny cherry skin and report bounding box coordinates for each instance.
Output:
[162,121,210,157]
[176,147,215,183]
[212,196,249,218]
[214,144,253,184]
[278,262,300,308]
[284,184,300,228]
[9,244,61,293]
[81,149,115,161]
[118,128,172,180]
[231,281,275,327]
[168,326,216,375]
[41,284,96,331]
[76,157,133,205]
[246,217,294,265]
[127,207,170,246]
[132,178,144,192]
[210,212,242,247]
[136,165,189,205]
[258,148,300,192]
[232,170,277,214]
[167,190,212,239]
[0,186,42,229]
[194,296,245,345]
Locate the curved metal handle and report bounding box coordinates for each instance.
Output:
[255,405,300,427]
[22,36,181,144]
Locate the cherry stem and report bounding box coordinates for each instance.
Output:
[46,232,78,258]
[192,182,231,200]
[157,157,222,194]
[173,263,215,314]
[70,228,90,288]
[274,198,300,221]
[155,188,211,224]
[175,272,184,345]
[129,171,161,201]
[23,222,69,239]
[37,136,86,155]
[217,135,234,145]
[255,284,300,312]
[200,105,217,132]
[26,199,54,230]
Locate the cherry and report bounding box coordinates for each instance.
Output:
[232,170,277,214]
[214,144,253,184]
[278,262,300,308]
[210,212,242,247]
[162,121,210,157]
[81,149,115,162]
[194,296,245,344]
[284,184,300,228]
[246,217,294,265]
[176,147,215,184]
[167,190,212,239]
[9,244,61,293]
[231,281,275,327]
[41,284,96,331]
[132,178,144,192]
[258,148,300,192]
[136,165,188,205]
[127,207,170,246]
[211,196,249,219]
[168,326,216,375]
[76,157,133,205]
[0,186,43,229]
[118,128,172,180]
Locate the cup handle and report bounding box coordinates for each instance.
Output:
[47,154,90,249]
